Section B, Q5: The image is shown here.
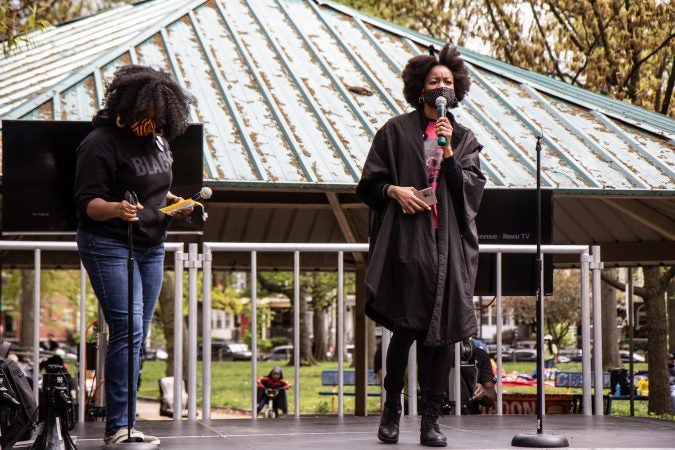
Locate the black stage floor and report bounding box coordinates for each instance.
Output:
[70,415,675,449]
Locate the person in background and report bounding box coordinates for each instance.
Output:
[75,64,195,445]
[544,334,558,369]
[453,341,497,415]
[356,44,486,447]
[257,366,292,416]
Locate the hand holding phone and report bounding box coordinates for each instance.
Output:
[413,187,437,206]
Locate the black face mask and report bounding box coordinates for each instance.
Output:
[422,87,457,109]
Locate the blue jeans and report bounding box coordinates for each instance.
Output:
[76,229,165,434]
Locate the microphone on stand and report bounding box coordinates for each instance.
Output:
[191,186,213,201]
[435,96,447,147]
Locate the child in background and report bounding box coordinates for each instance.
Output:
[257,366,291,416]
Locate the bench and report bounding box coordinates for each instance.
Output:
[554,371,611,389]
[319,369,381,411]
[554,372,648,414]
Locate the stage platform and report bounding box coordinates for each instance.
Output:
[71,415,675,449]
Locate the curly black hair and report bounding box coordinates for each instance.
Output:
[402,44,470,110]
[96,65,195,141]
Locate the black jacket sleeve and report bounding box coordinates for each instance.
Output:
[74,132,117,222]
[356,125,394,210]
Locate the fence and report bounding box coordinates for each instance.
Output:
[0,240,604,421]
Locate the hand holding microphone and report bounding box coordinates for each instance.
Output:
[435,96,453,157]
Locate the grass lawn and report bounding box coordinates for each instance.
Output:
[139,360,382,414]
[139,360,671,419]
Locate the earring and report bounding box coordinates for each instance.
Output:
[115,115,124,128]
[418,96,424,104]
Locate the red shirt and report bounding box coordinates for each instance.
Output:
[423,121,444,228]
[257,376,291,390]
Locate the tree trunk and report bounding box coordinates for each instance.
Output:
[20,269,35,347]
[668,281,675,353]
[157,271,188,378]
[601,269,621,369]
[312,304,327,361]
[642,267,671,414]
[299,291,316,365]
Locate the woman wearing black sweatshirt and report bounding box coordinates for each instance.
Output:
[74,65,194,446]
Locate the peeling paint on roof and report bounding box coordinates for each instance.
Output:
[0,0,673,191]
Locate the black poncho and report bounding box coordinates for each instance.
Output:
[356,110,486,346]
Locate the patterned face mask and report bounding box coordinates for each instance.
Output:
[129,118,157,137]
[422,87,457,109]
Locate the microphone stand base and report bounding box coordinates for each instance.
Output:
[102,443,159,450]
[512,432,569,448]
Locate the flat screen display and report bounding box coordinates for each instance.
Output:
[1,120,204,234]
[474,188,554,296]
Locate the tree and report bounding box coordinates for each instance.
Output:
[307,272,334,362]
[257,272,317,366]
[337,0,674,116]
[2,269,98,346]
[601,268,621,370]
[154,270,244,377]
[20,270,35,347]
[155,271,187,378]
[602,266,675,415]
[1,1,129,55]
[503,269,583,350]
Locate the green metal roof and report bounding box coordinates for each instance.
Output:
[0,0,673,191]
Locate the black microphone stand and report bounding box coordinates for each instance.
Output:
[511,133,568,448]
[104,191,158,450]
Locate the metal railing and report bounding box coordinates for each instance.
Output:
[1,240,603,422]
[200,242,601,419]
[0,240,184,423]
[476,244,601,416]
[200,242,368,420]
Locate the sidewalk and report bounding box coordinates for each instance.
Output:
[136,398,249,420]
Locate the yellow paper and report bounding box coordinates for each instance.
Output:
[160,198,203,214]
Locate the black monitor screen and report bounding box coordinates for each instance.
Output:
[474,188,554,296]
[2,120,204,234]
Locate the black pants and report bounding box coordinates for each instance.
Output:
[383,327,451,401]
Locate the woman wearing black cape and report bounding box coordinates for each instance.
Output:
[356,44,486,447]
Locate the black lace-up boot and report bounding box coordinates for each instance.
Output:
[377,396,402,444]
[420,396,447,447]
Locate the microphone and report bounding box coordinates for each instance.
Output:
[435,96,447,146]
[191,186,212,201]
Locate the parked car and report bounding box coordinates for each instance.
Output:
[558,348,582,362]
[505,349,538,362]
[486,344,513,360]
[143,348,168,361]
[210,342,252,361]
[263,344,293,361]
[619,350,645,362]
[557,354,571,363]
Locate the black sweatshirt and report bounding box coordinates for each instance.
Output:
[74,114,173,246]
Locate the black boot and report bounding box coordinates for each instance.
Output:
[378,397,402,444]
[420,397,447,447]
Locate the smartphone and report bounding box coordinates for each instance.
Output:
[414,187,437,206]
